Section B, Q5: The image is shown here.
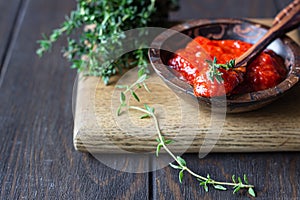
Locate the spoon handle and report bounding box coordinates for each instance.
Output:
[235,0,300,67]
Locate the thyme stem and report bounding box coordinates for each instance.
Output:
[128,105,254,189]
[117,72,256,197]
[129,106,178,163]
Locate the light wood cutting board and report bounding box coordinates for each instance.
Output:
[73,19,300,153]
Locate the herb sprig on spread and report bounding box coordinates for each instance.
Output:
[206,57,235,83]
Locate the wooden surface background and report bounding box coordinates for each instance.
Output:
[1,0,300,199]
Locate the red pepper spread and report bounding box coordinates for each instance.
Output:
[168,36,287,97]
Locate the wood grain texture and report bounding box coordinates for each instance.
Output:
[169,0,291,20]
[0,0,22,71]
[1,0,300,200]
[274,0,294,12]
[153,152,300,199]
[0,0,149,199]
[74,21,300,153]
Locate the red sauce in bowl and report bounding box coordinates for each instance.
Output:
[168,36,287,97]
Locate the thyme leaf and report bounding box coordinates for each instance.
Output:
[206,57,235,83]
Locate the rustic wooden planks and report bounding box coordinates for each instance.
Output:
[0,0,22,71]
[0,0,149,199]
[1,0,299,199]
[169,0,282,20]
[152,152,300,199]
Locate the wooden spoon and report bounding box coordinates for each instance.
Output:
[235,0,300,68]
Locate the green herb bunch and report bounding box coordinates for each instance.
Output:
[37,0,178,84]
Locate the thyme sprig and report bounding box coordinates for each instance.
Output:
[36,0,178,84]
[116,68,150,116]
[206,57,235,83]
[116,74,256,197]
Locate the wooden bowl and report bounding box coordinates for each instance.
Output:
[148,19,300,113]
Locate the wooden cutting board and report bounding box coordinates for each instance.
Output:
[73,19,300,153]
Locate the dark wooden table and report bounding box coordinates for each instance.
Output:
[1,0,299,199]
